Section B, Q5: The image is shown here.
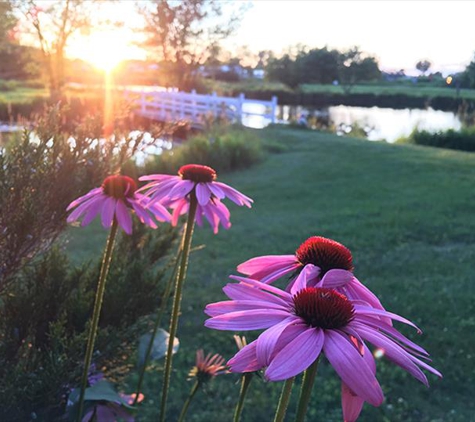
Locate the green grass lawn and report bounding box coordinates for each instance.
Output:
[66,127,475,421]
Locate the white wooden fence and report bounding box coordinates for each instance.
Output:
[124,88,278,127]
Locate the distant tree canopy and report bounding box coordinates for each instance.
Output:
[138,0,244,90]
[11,0,95,98]
[416,59,431,75]
[266,45,381,90]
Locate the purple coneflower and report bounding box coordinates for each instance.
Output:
[139,164,252,233]
[67,175,171,234]
[178,350,227,422]
[204,271,441,420]
[189,349,228,383]
[237,236,385,312]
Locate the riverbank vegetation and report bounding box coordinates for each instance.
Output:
[396,127,475,152]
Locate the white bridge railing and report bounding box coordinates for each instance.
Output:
[124,88,278,127]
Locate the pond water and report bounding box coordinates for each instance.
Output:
[243,103,464,143]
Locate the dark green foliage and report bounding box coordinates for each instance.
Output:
[397,127,475,152]
[0,104,168,293]
[0,222,178,421]
[143,125,263,176]
[265,46,380,90]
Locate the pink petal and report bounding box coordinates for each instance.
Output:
[237,255,297,275]
[290,264,318,295]
[260,263,301,285]
[265,327,324,381]
[214,181,253,207]
[196,183,212,205]
[171,198,189,226]
[205,299,287,317]
[342,382,365,422]
[130,200,157,228]
[168,180,195,200]
[67,187,102,211]
[228,340,261,372]
[139,174,175,182]
[256,317,300,367]
[80,196,107,226]
[101,197,116,229]
[229,276,292,300]
[67,194,103,223]
[354,323,429,386]
[355,315,429,357]
[223,283,289,307]
[143,178,180,201]
[207,183,225,199]
[319,269,354,288]
[354,305,421,333]
[202,202,220,233]
[116,200,133,234]
[204,309,290,331]
[323,331,384,407]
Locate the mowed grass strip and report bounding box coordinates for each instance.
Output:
[67,127,475,421]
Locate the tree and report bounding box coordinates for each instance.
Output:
[138,0,244,90]
[296,47,340,84]
[338,46,381,93]
[416,59,431,76]
[0,2,16,47]
[11,0,94,99]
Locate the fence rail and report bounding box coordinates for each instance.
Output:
[124,88,278,127]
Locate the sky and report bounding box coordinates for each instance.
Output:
[64,0,475,76]
[223,0,475,75]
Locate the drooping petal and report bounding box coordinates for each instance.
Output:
[265,327,324,381]
[353,322,429,386]
[213,181,253,207]
[290,264,318,295]
[207,182,226,199]
[237,255,298,276]
[139,174,175,182]
[130,200,157,229]
[67,187,103,211]
[116,200,133,234]
[323,330,384,407]
[319,269,354,288]
[143,178,181,202]
[256,316,301,367]
[80,196,107,227]
[167,179,195,200]
[101,196,116,229]
[171,198,189,226]
[229,276,292,300]
[202,202,220,234]
[223,282,290,307]
[354,305,422,333]
[259,262,301,285]
[228,340,261,373]
[67,194,103,223]
[196,183,212,205]
[205,299,288,317]
[205,309,290,331]
[342,382,366,422]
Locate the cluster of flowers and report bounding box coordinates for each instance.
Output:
[204,236,442,421]
[68,163,440,421]
[67,164,252,234]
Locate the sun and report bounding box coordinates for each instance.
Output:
[68,28,144,72]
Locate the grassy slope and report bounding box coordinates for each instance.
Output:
[67,127,475,421]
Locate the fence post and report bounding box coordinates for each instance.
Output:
[141,91,146,115]
[238,93,245,124]
[191,89,197,123]
[271,96,278,124]
[212,92,218,119]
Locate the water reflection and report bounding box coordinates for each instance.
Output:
[277,105,463,143]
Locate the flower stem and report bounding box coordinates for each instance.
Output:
[295,358,320,422]
[133,246,183,406]
[233,373,253,422]
[159,197,198,422]
[76,220,118,422]
[177,380,201,422]
[274,377,295,422]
